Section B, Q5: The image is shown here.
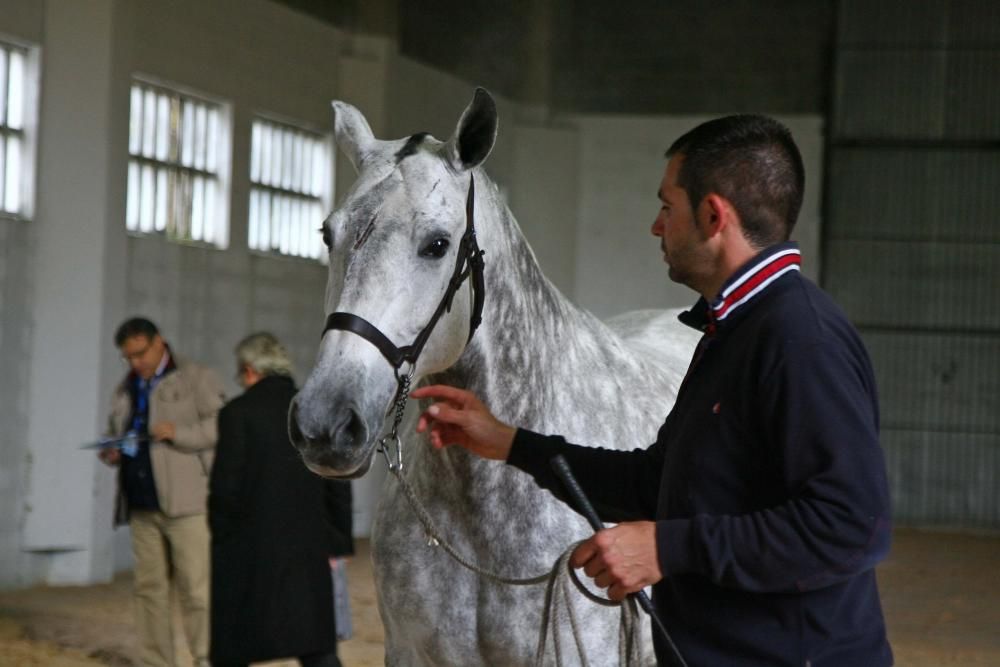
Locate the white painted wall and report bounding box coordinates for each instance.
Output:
[508,125,580,299]
[0,0,826,588]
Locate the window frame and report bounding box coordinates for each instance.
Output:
[247,113,333,262]
[125,76,232,248]
[0,35,40,222]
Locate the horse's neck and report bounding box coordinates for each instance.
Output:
[436,193,651,435]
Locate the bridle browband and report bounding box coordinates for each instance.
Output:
[322,175,486,374]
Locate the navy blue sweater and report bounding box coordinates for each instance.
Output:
[508,243,893,666]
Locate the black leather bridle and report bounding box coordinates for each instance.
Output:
[322,175,486,375]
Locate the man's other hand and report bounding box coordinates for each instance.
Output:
[570,521,663,602]
[98,447,121,466]
[150,422,176,442]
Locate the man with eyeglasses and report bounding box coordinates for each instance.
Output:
[98,316,225,667]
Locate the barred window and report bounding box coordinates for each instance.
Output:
[126,81,230,247]
[248,117,331,260]
[0,40,37,219]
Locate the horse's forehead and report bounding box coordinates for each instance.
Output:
[342,151,459,225]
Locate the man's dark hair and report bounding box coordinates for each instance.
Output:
[666,114,805,248]
[114,317,159,347]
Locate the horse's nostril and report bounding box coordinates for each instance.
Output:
[290,395,368,453]
[331,406,368,450]
[288,398,327,448]
[287,399,306,447]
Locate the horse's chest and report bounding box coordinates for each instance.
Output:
[370,469,593,664]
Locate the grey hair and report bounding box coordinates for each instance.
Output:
[235,332,294,378]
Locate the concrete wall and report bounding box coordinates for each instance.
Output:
[569,114,824,318]
[826,0,1000,527]
[394,0,835,115]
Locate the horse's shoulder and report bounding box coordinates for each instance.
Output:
[605,308,701,366]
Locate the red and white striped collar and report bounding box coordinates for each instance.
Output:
[710,243,801,323]
[677,243,803,334]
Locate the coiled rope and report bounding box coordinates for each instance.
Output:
[390,467,646,666]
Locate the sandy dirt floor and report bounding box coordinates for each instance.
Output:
[0,528,998,666]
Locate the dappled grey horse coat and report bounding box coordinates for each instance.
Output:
[289,89,700,666]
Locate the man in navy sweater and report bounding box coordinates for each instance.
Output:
[412,115,893,666]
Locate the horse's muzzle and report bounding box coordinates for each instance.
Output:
[287,396,373,479]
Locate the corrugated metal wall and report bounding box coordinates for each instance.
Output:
[825,0,1000,526]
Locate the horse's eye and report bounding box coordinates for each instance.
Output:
[419,238,450,259]
[319,226,332,249]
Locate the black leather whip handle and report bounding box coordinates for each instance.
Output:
[550,454,605,533]
[550,454,689,667]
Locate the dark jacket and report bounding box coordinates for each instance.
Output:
[209,375,353,664]
[508,243,893,666]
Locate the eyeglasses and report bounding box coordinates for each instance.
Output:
[120,341,152,364]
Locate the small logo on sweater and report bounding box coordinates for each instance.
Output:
[712,402,721,414]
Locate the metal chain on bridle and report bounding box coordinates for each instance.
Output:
[321,174,646,666]
[376,367,413,472]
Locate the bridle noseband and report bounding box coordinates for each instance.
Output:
[320,175,485,470]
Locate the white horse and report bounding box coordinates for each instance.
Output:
[289,88,700,666]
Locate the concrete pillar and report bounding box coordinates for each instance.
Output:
[21,0,122,584]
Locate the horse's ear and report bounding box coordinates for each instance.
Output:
[446,88,498,171]
[331,101,376,172]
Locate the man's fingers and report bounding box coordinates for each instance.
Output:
[593,569,613,589]
[425,402,468,427]
[410,384,472,404]
[416,412,433,433]
[606,582,629,602]
[570,538,598,569]
[425,422,463,450]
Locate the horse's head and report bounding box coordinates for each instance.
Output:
[289,88,499,478]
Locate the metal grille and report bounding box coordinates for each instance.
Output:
[126,81,229,247]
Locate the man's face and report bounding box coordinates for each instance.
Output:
[120,334,166,380]
[651,155,711,288]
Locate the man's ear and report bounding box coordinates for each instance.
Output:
[700,193,739,238]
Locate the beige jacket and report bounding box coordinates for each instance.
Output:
[107,354,225,523]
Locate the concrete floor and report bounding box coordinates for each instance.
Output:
[0,528,998,666]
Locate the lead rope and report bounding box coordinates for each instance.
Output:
[381,376,645,666]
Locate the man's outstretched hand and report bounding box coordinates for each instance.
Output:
[410,384,516,461]
[413,386,663,602]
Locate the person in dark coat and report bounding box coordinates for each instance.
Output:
[209,332,353,667]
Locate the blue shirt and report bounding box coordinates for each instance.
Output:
[121,353,173,511]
